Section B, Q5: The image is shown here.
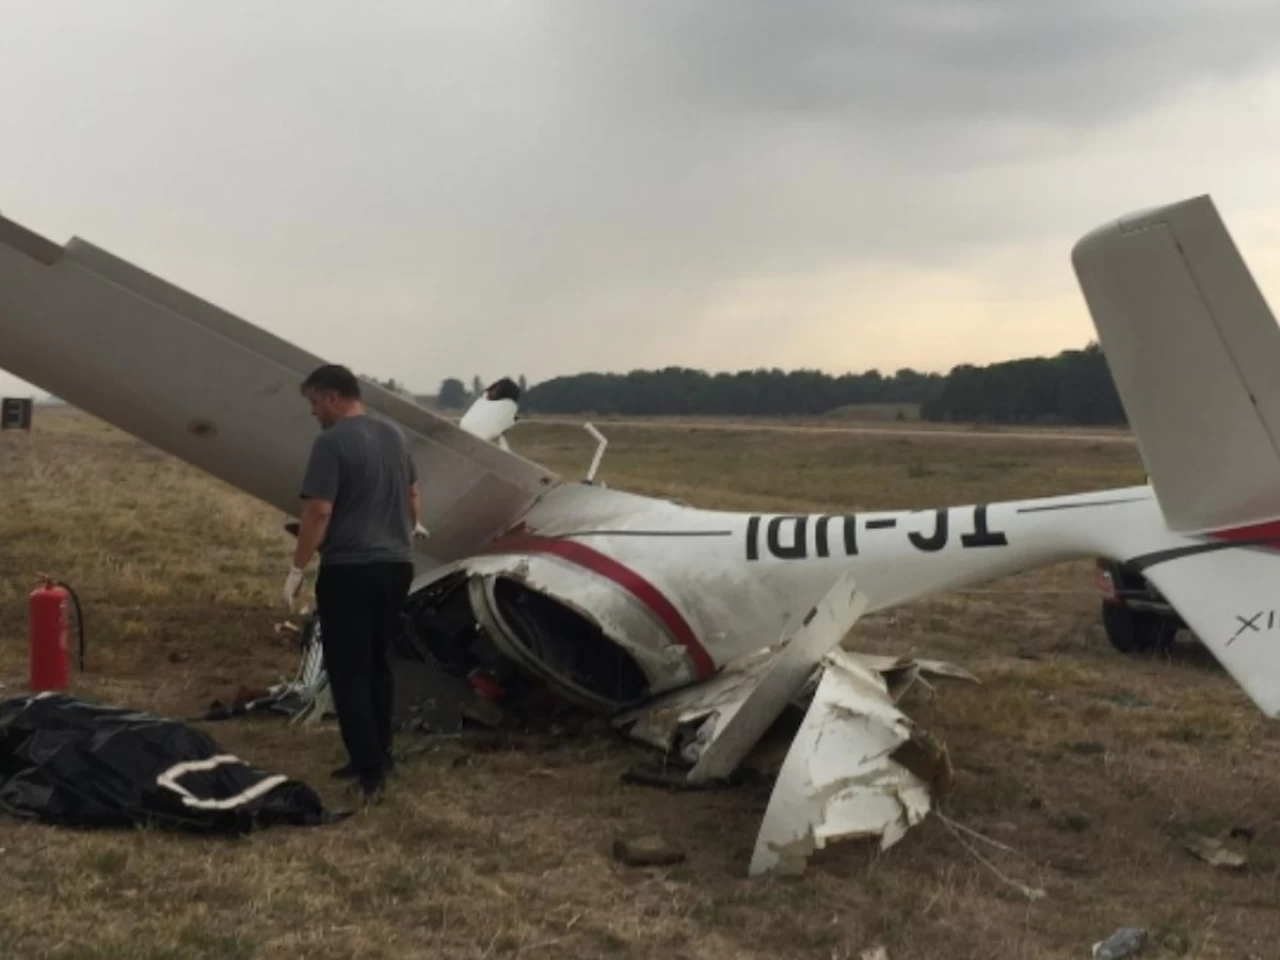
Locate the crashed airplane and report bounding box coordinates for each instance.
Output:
[4,194,1280,874]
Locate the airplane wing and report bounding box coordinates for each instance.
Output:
[0,214,558,568]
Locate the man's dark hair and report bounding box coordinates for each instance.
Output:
[301,364,362,399]
[486,377,520,401]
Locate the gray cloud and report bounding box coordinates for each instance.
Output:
[2,0,1280,398]
[561,1,1280,128]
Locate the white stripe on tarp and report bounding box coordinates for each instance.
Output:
[155,754,289,811]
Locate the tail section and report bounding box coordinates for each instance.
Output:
[1074,195,1280,716]
[1072,195,1280,535]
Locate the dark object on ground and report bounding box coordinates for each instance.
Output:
[203,684,306,722]
[1,396,32,430]
[0,693,340,833]
[1094,558,1186,654]
[621,760,766,791]
[612,834,686,867]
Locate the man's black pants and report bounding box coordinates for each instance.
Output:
[315,561,414,781]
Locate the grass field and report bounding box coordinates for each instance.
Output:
[0,409,1276,959]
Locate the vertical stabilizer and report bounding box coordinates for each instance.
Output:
[1072,195,1280,534]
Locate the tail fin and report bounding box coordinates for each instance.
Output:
[1072,195,1280,534]
[1074,195,1280,716]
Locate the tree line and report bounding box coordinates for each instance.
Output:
[917,342,1125,424]
[519,367,939,417]
[426,341,1127,425]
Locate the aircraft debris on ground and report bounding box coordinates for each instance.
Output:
[5,194,1280,873]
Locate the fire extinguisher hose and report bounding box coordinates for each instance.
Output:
[45,578,86,673]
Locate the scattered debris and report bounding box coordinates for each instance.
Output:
[206,684,270,711]
[1180,832,1247,870]
[1091,926,1146,960]
[612,835,686,867]
[620,761,762,792]
[251,570,977,877]
[610,574,975,877]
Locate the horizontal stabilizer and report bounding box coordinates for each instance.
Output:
[1140,544,1280,717]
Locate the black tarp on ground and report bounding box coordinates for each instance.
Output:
[0,693,339,833]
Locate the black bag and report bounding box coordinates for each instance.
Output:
[0,693,339,833]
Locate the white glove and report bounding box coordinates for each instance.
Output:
[413,522,431,540]
[283,565,306,610]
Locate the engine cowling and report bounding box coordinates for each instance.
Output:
[402,550,704,714]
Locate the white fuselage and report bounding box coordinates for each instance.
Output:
[422,480,1198,698]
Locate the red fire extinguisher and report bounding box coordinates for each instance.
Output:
[29,578,85,692]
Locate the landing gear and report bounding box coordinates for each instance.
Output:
[1101,601,1175,655]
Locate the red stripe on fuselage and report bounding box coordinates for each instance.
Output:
[1209,519,1280,546]
[479,532,715,680]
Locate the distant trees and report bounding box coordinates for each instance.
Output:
[920,342,1125,425]
[522,367,942,417]
[436,378,469,409]
[420,341,1128,425]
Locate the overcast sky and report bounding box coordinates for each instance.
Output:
[4,0,1280,399]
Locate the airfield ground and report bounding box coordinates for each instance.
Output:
[0,409,1276,959]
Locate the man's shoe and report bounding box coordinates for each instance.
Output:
[351,776,386,805]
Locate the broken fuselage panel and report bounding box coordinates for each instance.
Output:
[402,564,655,715]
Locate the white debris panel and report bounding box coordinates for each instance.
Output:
[749,648,965,876]
[616,570,868,773]
[613,645,785,763]
[615,639,975,877]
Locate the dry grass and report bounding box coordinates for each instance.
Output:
[0,409,1275,959]
[525,411,1135,440]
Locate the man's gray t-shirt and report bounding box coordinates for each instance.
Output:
[300,415,417,566]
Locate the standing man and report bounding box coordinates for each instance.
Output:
[286,364,421,801]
